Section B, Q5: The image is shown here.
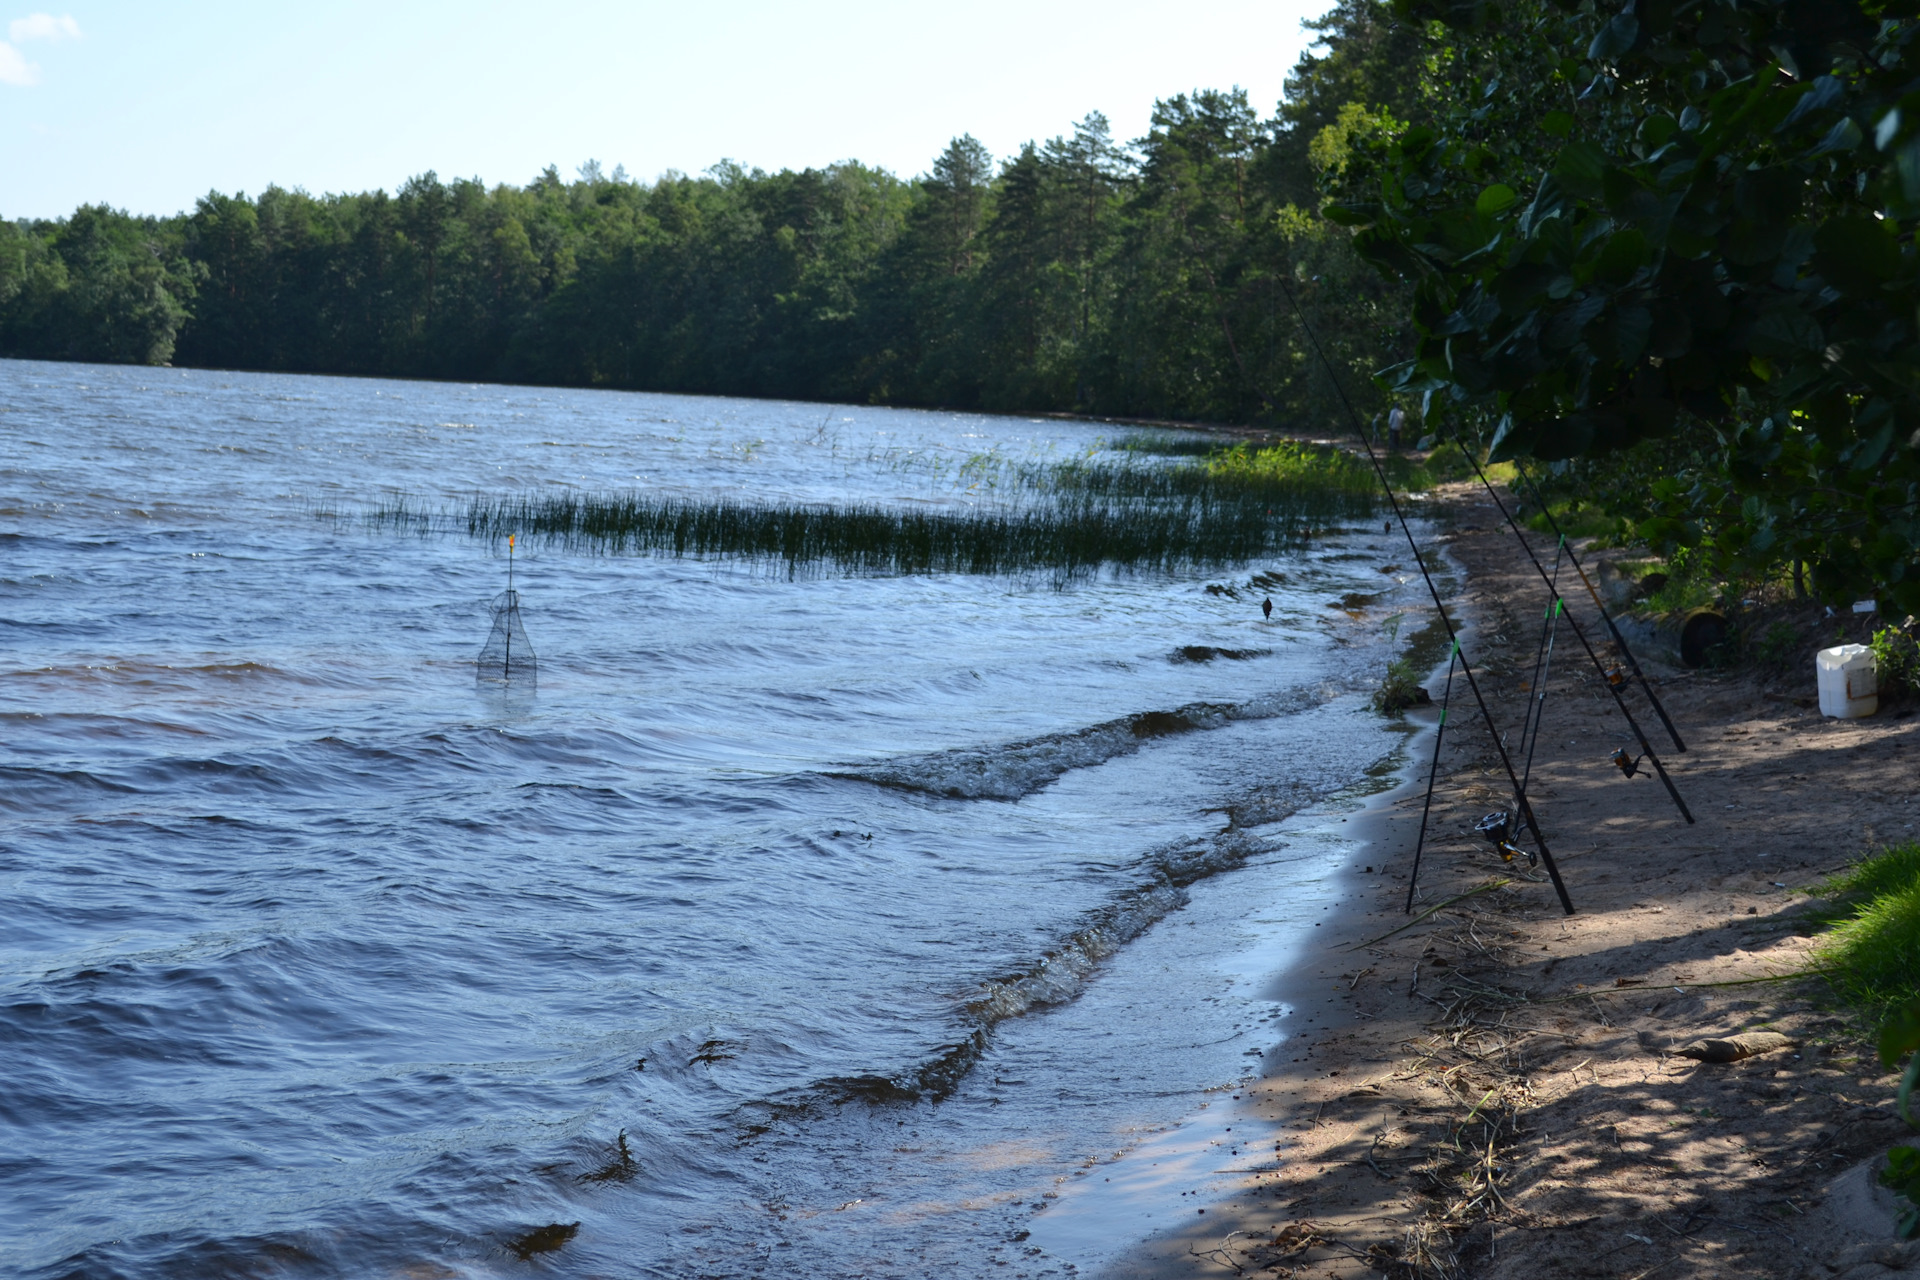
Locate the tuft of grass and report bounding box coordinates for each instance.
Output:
[1818,842,1920,912]
[1370,655,1427,714]
[1368,612,1429,715]
[1810,842,1920,1014]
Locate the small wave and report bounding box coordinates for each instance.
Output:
[515,781,629,798]
[832,690,1321,801]
[767,822,1282,1112]
[0,764,139,811]
[968,881,1190,1025]
[0,658,294,686]
[796,883,1196,1107]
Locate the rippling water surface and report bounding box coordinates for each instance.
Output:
[0,359,1418,1278]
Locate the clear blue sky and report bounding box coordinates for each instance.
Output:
[0,1,1331,219]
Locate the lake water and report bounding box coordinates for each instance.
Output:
[0,359,1419,1278]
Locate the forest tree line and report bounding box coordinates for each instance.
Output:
[0,2,1429,428]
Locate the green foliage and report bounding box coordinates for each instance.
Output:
[1810,843,1920,1015]
[1882,1145,1920,1240]
[1753,620,1803,670]
[1274,0,1444,207]
[1880,1002,1920,1236]
[1522,500,1621,541]
[1332,0,1920,618]
[1638,547,1722,616]
[0,207,196,364]
[1880,1002,1920,1126]
[1873,624,1920,697]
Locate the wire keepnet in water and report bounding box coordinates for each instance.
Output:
[478,534,536,684]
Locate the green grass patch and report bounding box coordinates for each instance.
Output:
[1047,441,1380,507]
[1202,438,1468,495]
[1201,440,1381,495]
[1103,436,1461,498]
[1809,842,1920,1014]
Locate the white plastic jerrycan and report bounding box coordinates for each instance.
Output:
[1817,643,1877,718]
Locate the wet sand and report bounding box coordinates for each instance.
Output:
[1102,485,1920,1279]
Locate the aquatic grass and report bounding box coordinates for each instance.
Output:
[436,490,1342,580]
[1809,842,1920,1014]
[1110,431,1228,457]
[371,439,1388,580]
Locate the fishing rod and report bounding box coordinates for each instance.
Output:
[1512,461,1687,754]
[1516,541,1566,801]
[1405,639,1457,914]
[1520,564,1566,794]
[1279,279,1575,914]
[1451,439,1695,825]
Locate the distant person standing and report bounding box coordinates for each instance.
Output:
[1387,404,1406,450]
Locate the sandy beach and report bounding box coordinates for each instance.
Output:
[1104,482,1920,1280]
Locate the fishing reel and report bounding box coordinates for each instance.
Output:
[1474,810,1538,868]
[1609,747,1643,779]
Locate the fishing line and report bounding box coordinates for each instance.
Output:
[1405,639,1457,914]
[1278,278,1576,915]
[1512,460,1687,754]
[1451,439,1695,824]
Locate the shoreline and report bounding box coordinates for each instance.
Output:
[1100,484,1920,1279]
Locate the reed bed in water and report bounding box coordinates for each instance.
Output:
[1038,440,1381,505]
[371,444,1381,579]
